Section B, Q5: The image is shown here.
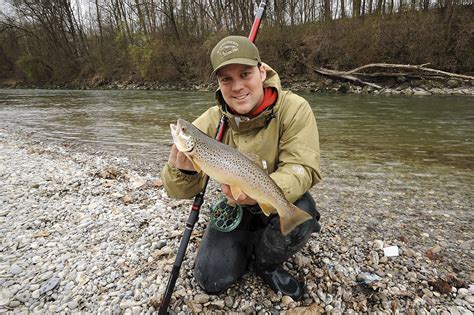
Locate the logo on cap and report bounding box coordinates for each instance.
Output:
[216,40,239,58]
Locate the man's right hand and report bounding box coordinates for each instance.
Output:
[168,144,196,172]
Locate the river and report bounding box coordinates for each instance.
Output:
[0,89,473,172]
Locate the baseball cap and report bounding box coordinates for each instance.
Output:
[210,36,261,77]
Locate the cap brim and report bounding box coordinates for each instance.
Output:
[210,58,259,78]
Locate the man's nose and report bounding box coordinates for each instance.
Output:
[231,79,244,91]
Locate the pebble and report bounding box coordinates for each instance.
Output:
[31,290,40,299]
[373,240,384,250]
[281,296,294,307]
[10,264,23,275]
[193,294,209,304]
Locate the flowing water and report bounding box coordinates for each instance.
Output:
[0,89,473,171]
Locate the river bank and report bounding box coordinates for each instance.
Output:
[0,128,473,314]
[2,75,473,96]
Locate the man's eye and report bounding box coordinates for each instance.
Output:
[241,72,250,78]
[219,77,229,83]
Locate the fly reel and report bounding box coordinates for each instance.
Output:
[210,197,243,232]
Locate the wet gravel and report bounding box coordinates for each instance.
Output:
[0,128,472,314]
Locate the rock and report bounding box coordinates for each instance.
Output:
[0,288,13,306]
[39,277,61,294]
[464,295,474,304]
[193,294,209,304]
[373,240,384,250]
[459,241,471,250]
[290,303,325,314]
[469,284,474,295]
[294,253,312,267]
[120,300,138,309]
[281,295,294,307]
[129,175,146,189]
[9,264,23,275]
[414,87,431,95]
[396,76,407,83]
[31,290,40,299]
[429,244,442,254]
[68,300,79,310]
[370,251,379,267]
[224,296,233,308]
[457,288,469,298]
[338,83,350,93]
[447,79,460,88]
[407,272,417,281]
[209,300,225,309]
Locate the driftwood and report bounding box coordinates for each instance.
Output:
[314,63,474,89]
[314,68,383,89]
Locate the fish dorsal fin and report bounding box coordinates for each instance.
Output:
[258,202,275,216]
[229,185,242,200]
[189,158,202,173]
[240,150,262,167]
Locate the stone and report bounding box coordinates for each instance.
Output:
[224,296,233,308]
[10,264,23,275]
[193,294,209,304]
[447,79,460,88]
[373,240,384,250]
[457,288,469,297]
[209,300,225,309]
[281,296,294,307]
[31,290,40,299]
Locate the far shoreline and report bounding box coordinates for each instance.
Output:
[1,76,473,96]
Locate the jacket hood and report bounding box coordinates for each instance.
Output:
[215,63,282,132]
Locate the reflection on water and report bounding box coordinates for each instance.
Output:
[0,89,473,170]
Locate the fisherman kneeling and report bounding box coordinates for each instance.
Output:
[162,36,322,301]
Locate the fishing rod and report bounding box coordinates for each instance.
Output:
[158,2,267,313]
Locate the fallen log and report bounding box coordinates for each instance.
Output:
[314,68,383,89]
[344,63,474,80]
[314,63,474,88]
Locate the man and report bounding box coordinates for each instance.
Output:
[161,35,321,300]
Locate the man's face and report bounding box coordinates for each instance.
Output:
[216,63,267,116]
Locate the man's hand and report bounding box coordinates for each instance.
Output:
[168,144,196,172]
[221,184,257,206]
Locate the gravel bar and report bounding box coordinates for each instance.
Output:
[0,128,472,314]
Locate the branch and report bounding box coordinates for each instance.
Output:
[314,68,383,89]
[344,63,474,80]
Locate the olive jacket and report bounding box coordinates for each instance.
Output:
[161,64,321,203]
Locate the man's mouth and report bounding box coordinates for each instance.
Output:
[233,93,249,101]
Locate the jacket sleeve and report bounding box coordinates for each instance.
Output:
[270,98,322,204]
[161,107,220,199]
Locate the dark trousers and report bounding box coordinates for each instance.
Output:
[194,192,320,293]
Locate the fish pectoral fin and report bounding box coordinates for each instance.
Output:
[257,202,275,216]
[229,186,242,200]
[189,159,202,173]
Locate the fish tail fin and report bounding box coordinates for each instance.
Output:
[279,204,313,236]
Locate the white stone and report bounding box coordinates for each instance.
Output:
[373,240,384,250]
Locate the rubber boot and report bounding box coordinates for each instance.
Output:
[254,192,320,300]
[255,265,304,301]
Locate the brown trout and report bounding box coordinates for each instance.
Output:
[170,118,312,236]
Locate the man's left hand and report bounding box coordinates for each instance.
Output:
[221,184,257,206]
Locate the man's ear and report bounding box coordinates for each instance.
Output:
[259,64,267,82]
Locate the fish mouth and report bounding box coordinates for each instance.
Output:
[170,121,194,153]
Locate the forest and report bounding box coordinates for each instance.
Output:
[0,0,472,87]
